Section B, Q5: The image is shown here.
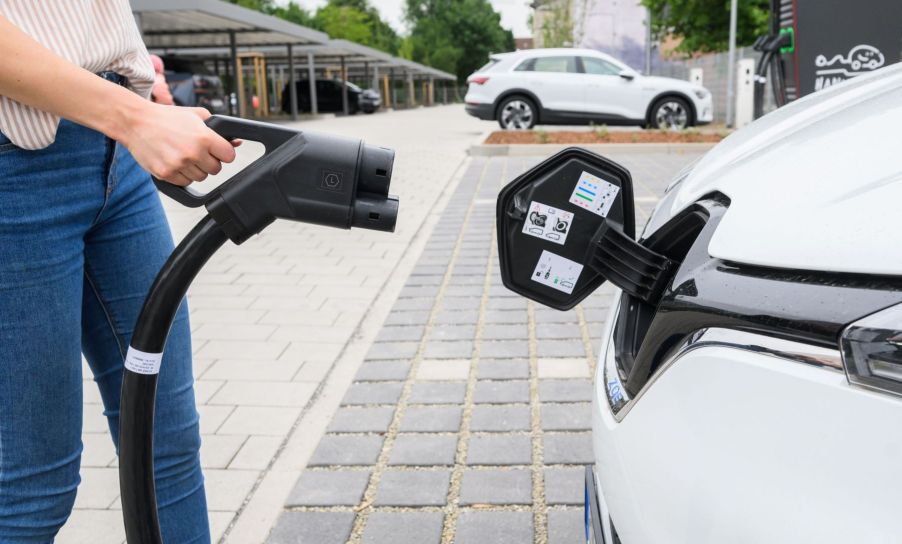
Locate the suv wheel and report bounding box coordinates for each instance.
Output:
[650,97,691,130]
[498,96,537,130]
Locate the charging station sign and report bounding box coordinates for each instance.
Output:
[794,0,902,95]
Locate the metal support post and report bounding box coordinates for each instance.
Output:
[407,73,415,107]
[229,30,239,116]
[287,44,298,120]
[307,52,317,116]
[726,0,738,127]
[340,56,349,116]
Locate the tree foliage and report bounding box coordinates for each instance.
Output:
[404,0,514,83]
[226,0,399,55]
[541,0,574,48]
[641,0,769,53]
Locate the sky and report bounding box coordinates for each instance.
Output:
[295,0,533,37]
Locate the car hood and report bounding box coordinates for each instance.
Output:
[656,63,902,276]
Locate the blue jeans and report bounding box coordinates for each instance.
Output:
[0,121,209,543]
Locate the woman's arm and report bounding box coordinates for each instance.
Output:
[0,15,234,186]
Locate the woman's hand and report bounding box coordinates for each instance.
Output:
[119,103,237,186]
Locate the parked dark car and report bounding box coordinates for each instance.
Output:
[160,57,227,114]
[280,79,380,115]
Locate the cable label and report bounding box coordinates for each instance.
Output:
[124,347,163,375]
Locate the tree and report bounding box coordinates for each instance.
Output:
[642,0,769,54]
[314,0,401,54]
[404,0,514,83]
[541,0,574,48]
[227,0,399,55]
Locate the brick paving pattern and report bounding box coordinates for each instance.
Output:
[269,150,696,544]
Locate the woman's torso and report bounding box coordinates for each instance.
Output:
[0,0,154,150]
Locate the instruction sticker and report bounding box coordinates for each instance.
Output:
[521,201,574,246]
[530,250,583,294]
[124,347,163,375]
[569,171,620,218]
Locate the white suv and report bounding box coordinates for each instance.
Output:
[464,48,713,130]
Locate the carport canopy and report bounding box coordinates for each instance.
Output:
[131,0,455,117]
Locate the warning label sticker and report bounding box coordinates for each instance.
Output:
[124,347,164,375]
[530,250,583,295]
[568,171,620,218]
[521,201,574,246]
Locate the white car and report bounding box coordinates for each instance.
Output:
[464,48,713,130]
[589,63,902,543]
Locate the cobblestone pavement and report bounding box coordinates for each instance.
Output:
[267,151,700,544]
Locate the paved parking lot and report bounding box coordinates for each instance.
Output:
[59,104,703,543]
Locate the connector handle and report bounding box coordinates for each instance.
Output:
[152,115,298,208]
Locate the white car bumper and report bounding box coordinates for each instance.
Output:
[694,94,714,124]
[592,292,902,543]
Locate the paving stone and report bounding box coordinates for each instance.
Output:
[443,286,484,299]
[448,275,484,286]
[362,512,444,544]
[455,511,534,544]
[375,325,426,342]
[459,469,533,505]
[441,296,481,311]
[400,405,462,432]
[541,403,592,431]
[537,358,591,379]
[384,310,431,326]
[430,324,477,341]
[342,382,404,405]
[477,359,530,379]
[405,275,443,286]
[479,340,529,358]
[584,308,611,322]
[484,310,528,324]
[328,406,395,433]
[548,509,585,544]
[543,433,594,464]
[533,309,578,324]
[482,324,528,340]
[536,340,589,358]
[355,361,412,381]
[486,297,527,310]
[308,434,384,466]
[467,434,532,465]
[470,405,531,432]
[388,433,458,466]
[417,359,471,380]
[433,310,479,325]
[409,382,466,404]
[536,322,583,340]
[399,286,440,299]
[374,470,451,506]
[285,470,371,506]
[366,341,420,360]
[539,379,593,403]
[544,467,585,505]
[267,512,355,544]
[473,380,530,404]
[487,286,520,299]
[423,340,474,359]
[391,297,435,311]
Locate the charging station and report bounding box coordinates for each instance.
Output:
[753,0,902,118]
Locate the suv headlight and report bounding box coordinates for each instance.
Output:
[842,303,902,396]
[693,89,709,100]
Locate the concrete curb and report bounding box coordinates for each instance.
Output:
[469,142,717,156]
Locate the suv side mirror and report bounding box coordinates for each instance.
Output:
[496,148,636,310]
[618,69,637,81]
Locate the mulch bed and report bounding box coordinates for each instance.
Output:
[484,130,726,145]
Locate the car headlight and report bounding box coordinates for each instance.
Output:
[842,302,902,396]
[693,89,709,100]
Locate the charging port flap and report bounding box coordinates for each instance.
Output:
[496,147,637,310]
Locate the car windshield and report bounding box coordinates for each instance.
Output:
[346,81,362,92]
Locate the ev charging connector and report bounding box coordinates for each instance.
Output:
[120,116,398,544]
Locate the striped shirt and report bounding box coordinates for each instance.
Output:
[0,0,154,150]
